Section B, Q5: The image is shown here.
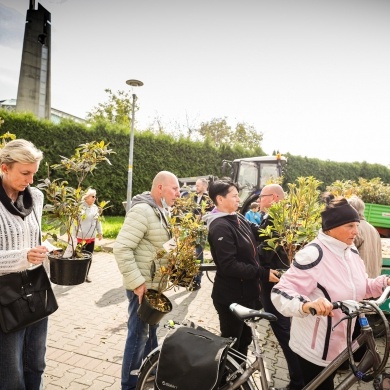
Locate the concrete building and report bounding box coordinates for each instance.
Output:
[0,99,86,125]
[16,1,51,120]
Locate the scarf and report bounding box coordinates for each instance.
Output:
[0,177,34,219]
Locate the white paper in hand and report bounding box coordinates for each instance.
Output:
[42,239,61,252]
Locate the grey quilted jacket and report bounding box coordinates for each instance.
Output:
[114,192,171,291]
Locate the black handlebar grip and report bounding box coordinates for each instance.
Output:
[309,302,341,316]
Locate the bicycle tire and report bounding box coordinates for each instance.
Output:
[135,349,255,390]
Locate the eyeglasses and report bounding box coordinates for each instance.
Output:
[259,194,274,199]
[90,195,96,198]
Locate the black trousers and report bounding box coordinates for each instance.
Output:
[297,355,335,390]
[260,282,305,389]
[81,241,95,277]
[213,299,256,358]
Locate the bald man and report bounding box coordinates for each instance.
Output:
[258,184,304,390]
[114,171,180,390]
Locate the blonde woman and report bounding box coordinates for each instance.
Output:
[0,139,49,389]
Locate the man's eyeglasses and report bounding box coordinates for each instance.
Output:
[259,194,274,199]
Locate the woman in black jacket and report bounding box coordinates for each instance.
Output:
[203,180,279,357]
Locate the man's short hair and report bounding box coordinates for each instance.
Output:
[196,178,208,187]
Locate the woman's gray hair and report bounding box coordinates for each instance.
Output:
[0,139,43,174]
[82,188,97,201]
[347,195,365,219]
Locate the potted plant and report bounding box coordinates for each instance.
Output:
[260,176,323,264]
[38,141,114,285]
[137,193,209,325]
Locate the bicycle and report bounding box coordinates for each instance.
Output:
[135,286,390,390]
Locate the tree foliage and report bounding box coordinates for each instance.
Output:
[197,117,263,149]
[86,89,137,126]
[198,117,231,147]
[230,122,263,150]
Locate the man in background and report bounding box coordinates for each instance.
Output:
[191,178,213,290]
[258,184,304,390]
[347,195,382,278]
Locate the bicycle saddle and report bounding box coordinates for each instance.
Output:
[230,303,277,321]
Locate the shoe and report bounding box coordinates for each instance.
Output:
[85,276,92,283]
[189,282,201,291]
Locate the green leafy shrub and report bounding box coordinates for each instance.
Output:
[261,176,323,263]
[327,178,390,206]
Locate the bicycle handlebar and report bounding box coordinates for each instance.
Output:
[309,302,341,316]
[308,286,390,316]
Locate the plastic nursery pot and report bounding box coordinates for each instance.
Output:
[137,289,173,325]
[48,251,92,286]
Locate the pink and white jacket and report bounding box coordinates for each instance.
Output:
[271,230,388,367]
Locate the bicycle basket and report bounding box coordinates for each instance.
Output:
[155,325,233,390]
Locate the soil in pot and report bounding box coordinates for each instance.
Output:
[48,251,92,286]
[137,289,173,325]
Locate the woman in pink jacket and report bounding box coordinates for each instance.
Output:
[271,197,389,390]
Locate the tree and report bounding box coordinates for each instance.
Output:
[197,118,264,150]
[198,117,231,147]
[86,89,137,126]
[230,122,263,150]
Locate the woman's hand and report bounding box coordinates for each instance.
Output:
[302,298,334,317]
[27,245,48,265]
[269,269,280,283]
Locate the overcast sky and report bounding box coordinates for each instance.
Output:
[1,0,389,167]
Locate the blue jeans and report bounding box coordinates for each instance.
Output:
[122,290,158,390]
[194,244,204,284]
[0,317,48,390]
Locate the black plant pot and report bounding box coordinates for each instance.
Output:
[137,289,172,325]
[48,251,92,286]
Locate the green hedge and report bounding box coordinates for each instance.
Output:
[1,110,389,215]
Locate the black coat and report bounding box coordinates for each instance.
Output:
[208,213,267,305]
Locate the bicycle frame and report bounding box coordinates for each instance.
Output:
[228,287,390,390]
[221,320,269,390]
[303,320,382,389]
[136,288,390,390]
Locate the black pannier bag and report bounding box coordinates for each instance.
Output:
[156,325,233,390]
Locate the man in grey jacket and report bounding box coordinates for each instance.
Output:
[114,171,180,390]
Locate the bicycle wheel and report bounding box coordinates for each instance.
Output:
[136,350,255,390]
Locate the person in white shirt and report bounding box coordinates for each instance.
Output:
[76,188,103,282]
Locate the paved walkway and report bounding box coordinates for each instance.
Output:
[43,241,389,389]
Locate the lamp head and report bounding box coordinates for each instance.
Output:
[126,79,144,87]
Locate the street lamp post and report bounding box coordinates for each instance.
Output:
[125,79,143,212]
